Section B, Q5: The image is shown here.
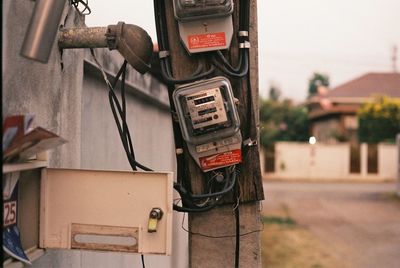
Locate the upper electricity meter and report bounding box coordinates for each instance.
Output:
[172,0,234,53]
[173,0,234,22]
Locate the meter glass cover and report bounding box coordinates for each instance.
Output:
[173,0,234,21]
[173,77,240,145]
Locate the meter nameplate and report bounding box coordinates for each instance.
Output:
[199,149,242,171]
[188,32,226,50]
[186,87,228,130]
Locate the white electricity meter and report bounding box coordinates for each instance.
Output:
[173,76,242,172]
[172,0,234,54]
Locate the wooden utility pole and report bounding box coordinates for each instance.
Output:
[163,1,264,267]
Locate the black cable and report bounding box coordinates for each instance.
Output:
[174,168,236,200]
[173,167,237,213]
[234,178,240,268]
[180,210,263,239]
[93,54,152,172]
[141,254,145,268]
[70,0,91,15]
[211,50,249,78]
[211,0,250,78]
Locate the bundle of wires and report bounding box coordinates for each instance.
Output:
[211,0,250,78]
[173,166,238,213]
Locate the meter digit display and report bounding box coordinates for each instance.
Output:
[194,96,215,106]
[186,87,228,130]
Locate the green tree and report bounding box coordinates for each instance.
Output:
[268,85,281,101]
[308,72,330,97]
[260,98,309,147]
[358,95,400,143]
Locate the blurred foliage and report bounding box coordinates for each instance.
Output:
[308,72,330,97]
[260,88,310,147]
[358,95,400,143]
[269,84,282,101]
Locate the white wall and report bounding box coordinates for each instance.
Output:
[263,142,397,180]
[378,143,398,180]
[273,142,349,179]
[397,134,400,197]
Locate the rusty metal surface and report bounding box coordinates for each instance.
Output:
[58,27,108,48]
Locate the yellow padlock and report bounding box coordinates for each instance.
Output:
[148,208,163,233]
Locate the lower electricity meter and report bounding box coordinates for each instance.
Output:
[173,76,242,171]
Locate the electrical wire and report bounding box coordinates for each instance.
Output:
[173,167,237,213]
[211,0,250,78]
[234,176,240,268]
[141,254,146,268]
[180,212,264,239]
[174,168,236,200]
[90,50,148,268]
[90,49,152,172]
[70,0,91,15]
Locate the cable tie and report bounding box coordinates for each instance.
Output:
[159,50,170,59]
[243,138,257,147]
[239,41,251,49]
[238,31,249,37]
[105,28,117,50]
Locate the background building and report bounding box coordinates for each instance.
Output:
[307,72,400,143]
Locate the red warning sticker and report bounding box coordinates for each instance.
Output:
[200,149,242,171]
[188,32,226,50]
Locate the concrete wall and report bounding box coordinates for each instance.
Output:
[397,134,400,197]
[3,0,84,169]
[262,142,397,181]
[3,1,187,267]
[272,142,349,179]
[378,143,398,180]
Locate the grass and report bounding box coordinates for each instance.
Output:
[261,205,350,268]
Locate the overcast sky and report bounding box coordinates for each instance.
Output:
[86,0,400,101]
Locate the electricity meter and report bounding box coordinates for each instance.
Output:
[172,0,234,54]
[173,76,242,172]
[173,0,234,21]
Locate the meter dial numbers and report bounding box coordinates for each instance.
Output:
[185,87,228,131]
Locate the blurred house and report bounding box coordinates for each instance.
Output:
[307,72,400,143]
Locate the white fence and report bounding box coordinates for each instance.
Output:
[397,134,400,196]
[261,142,398,181]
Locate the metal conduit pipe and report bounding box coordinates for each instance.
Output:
[58,22,153,74]
[58,27,109,48]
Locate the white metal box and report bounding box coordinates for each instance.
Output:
[40,168,173,255]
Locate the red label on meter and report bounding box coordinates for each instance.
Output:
[188,32,226,50]
[200,149,242,171]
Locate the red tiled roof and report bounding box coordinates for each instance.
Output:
[326,72,400,98]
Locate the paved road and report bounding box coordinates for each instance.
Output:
[262,182,400,268]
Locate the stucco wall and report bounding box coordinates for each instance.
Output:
[3,1,187,267]
[378,143,398,180]
[3,0,84,169]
